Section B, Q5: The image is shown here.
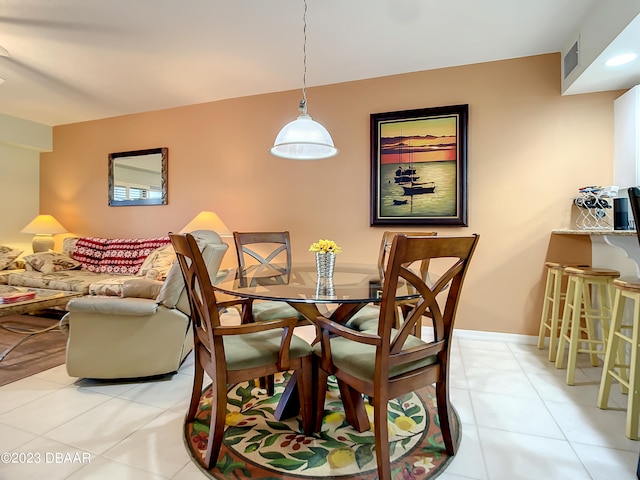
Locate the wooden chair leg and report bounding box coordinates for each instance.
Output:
[315,366,329,432]
[436,376,456,455]
[259,375,275,395]
[372,394,391,480]
[555,276,576,369]
[598,289,624,410]
[204,381,228,469]
[296,356,314,436]
[188,353,205,421]
[337,380,369,432]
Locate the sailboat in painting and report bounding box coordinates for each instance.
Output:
[393,138,419,184]
[400,138,436,196]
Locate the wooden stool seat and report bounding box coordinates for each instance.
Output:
[537,262,588,362]
[598,276,640,439]
[555,266,620,385]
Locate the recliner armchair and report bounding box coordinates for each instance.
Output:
[59,230,228,379]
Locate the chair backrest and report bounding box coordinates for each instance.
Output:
[169,232,223,360]
[377,230,438,285]
[233,231,292,285]
[377,234,479,371]
[629,187,640,244]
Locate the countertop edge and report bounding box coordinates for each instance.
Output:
[553,229,637,236]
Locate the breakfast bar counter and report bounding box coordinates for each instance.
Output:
[552,229,639,277]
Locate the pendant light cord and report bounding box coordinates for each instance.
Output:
[299,0,308,114]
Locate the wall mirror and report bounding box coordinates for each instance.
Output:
[108,147,168,206]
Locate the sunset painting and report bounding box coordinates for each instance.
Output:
[370,105,468,226]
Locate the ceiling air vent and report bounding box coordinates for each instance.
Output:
[564,40,579,79]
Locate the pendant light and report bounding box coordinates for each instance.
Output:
[270,0,338,160]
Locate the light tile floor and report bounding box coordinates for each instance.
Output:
[1,329,639,479]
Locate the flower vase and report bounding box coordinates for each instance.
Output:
[315,252,336,278]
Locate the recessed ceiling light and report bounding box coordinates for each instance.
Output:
[605,53,638,67]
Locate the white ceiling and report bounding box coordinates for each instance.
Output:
[0,0,638,127]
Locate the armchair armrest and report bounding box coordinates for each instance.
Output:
[315,315,381,372]
[66,296,158,316]
[315,315,381,345]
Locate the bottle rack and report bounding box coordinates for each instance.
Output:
[573,186,617,230]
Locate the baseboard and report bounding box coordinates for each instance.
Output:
[421,326,538,346]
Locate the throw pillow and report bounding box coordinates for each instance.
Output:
[137,244,176,280]
[0,245,23,270]
[24,251,82,274]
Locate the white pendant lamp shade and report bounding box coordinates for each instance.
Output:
[270,0,338,160]
[271,113,338,160]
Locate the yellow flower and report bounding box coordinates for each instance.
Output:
[309,239,342,254]
[327,448,356,469]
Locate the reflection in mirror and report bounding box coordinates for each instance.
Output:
[108,147,168,206]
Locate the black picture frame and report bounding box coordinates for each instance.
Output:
[370,104,468,226]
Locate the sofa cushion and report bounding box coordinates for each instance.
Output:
[88,276,139,296]
[7,270,136,294]
[23,251,82,274]
[71,236,171,275]
[0,269,23,285]
[0,245,23,270]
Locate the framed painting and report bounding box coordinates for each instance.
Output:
[370,104,468,226]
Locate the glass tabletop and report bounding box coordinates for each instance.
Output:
[214,262,417,304]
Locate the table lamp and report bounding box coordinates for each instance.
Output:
[21,214,68,253]
[179,211,231,237]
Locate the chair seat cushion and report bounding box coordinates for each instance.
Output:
[345,304,380,331]
[252,300,305,322]
[225,329,312,370]
[313,330,435,383]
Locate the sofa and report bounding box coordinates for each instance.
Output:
[1,235,176,295]
[57,230,228,379]
[0,244,26,283]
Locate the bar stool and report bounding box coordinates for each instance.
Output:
[537,262,581,362]
[555,266,620,385]
[597,277,640,439]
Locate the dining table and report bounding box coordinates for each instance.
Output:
[213,261,420,426]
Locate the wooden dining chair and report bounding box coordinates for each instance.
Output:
[347,230,438,336]
[233,231,304,322]
[169,232,314,469]
[233,231,306,393]
[314,234,480,480]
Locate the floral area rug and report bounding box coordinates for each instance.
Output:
[183,373,460,479]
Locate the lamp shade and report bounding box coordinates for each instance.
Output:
[179,211,231,236]
[270,113,338,160]
[21,214,67,235]
[21,214,67,253]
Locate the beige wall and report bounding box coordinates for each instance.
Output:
[0,113,52,254]
[39,54,622,336]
